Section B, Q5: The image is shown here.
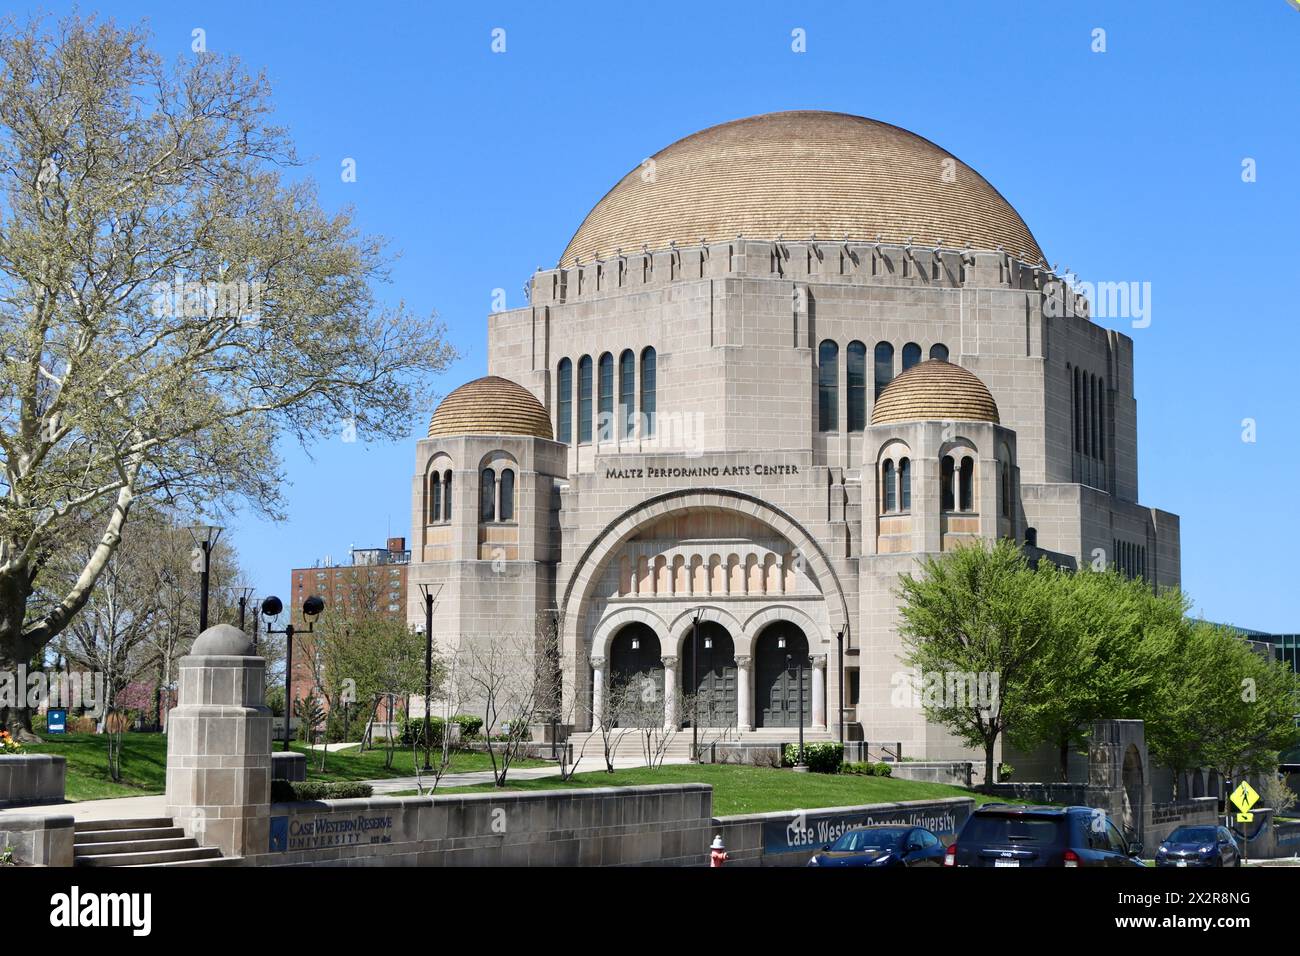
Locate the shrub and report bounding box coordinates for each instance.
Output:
[783,741,843,774]
[271,780,374,802]
[873,761,893,777]
[401,715,447,748]
[0,730,22,754]
[997,762,1014,782]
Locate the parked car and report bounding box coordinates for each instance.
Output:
[1155,825,1241,867]
[806,825,948,867]
[944,804,1145,867]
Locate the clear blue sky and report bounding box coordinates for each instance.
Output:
[31,1,1300,631]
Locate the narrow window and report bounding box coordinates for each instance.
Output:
[1082,372,1091,457]
[479,469,496,522]
[902,342,922,371]
[847,341,866,432]
[556,358,572,444]
[430,474,441,522]
[578,355,592,444]
[959,456,974,511]
[619,349,635,439]
[1001,462,1011,518]
[498,469,515,522]
[940,457,955,511]
[874,341,894,400]
[1098,377,1106,463]
[443,471,452,521]
[882,459,896,512]
[899,457,911,511]
[597,352,614,442]
[929,343,949,362]
[818,340,838,432]
[640,347,657,438]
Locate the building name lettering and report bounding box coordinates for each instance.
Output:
[604,463,800,481]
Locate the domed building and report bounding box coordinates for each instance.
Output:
[408,110,1179,775]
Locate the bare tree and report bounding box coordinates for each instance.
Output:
[460,632,545,788]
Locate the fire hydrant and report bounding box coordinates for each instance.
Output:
[710,834,728,867]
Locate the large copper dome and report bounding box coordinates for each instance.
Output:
[561,110,1044,267]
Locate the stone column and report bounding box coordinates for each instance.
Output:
[590,657,606,729]
[661,656,679,729]
[812,654,828,729]
[736,655,753,731]
[165,623,271,860]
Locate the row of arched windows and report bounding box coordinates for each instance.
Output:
[818,340,949,432]
[429,470,452,523]
[940,454,976,513]
[556,347,657,445]
[1113,539,1147,580]
[879,457,912,512]
[480,467,516,523]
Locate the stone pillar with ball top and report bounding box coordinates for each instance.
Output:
[164,623,272,859]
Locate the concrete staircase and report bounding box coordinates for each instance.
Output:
[73,817,240,867]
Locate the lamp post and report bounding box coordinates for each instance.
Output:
[263,594,325,751]
[691,612,700,762]
[234,587,256,642]
[785,648,807,772]
[187,524,224,633]
[416,583,442,773]
[836,628,845,745]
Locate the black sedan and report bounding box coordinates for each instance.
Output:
[1155,825,1241,867]
[806,825,948,867]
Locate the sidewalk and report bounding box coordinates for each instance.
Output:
[0,754,692,821]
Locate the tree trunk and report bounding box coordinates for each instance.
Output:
[985,740,997,788]
[1059,734,1070,783]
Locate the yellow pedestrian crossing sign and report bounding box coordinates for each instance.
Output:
[1231,782,1259,823]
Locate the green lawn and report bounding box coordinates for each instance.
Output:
[415,763,1017,816]
[23,732,549,801]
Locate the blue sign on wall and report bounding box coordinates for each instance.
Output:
[47,709,67,734]
[269,816,288,852]
[761,801,972,855]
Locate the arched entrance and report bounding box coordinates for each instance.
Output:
[608,623,663,724]
[681,622,736,727]
[1122,744,1144,841]
[755,622,810,728]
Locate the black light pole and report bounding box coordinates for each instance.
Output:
[263,594,324,751]
[691,612,700,762]
[417,583,441,773]
[836,628,845,745]
[188,524,223,633]
[787,651,807,772]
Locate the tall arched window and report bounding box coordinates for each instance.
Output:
[940,457,955,511]
[899,458,911,511]
[929,343,949,362]
[640,347,657,438]
[577,355,592,444]
[479,468,496,522]
[959,456,974,512]
[430,473,442,522]
[882,459,896,512]
[1073,366,1082,454]
[1098,377,1105,463]
[619,349,635,439]
[847,341,867,432]
[597,352,614,442]
[556,358,572,444]
[1000,461,1012,518]
[443,471,452,521]
[902,342,922,371]
[818,340,838,432]
[498,469,515,522]
[874,341,894,400]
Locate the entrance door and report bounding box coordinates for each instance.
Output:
[755,623,810,728]
[608,623,663,726]
[681,622,737,727]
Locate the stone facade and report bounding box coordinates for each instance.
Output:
[408,114,1181,771]
[0,754,65,808]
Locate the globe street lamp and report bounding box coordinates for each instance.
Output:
[416,583,442,773]
[187,524,224,633]
[263,594,325,751]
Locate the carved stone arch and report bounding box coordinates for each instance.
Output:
[742,604,826,647]
[592,606,671,660]
[560,489,852,667]
[667,605,746,656]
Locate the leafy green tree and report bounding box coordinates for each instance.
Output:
[0,15,456,735]
[897,539,1053,786]
[1011,568,1185,780]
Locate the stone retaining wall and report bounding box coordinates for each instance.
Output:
[0,813,74,866]
[0,755,66,808]
[246,782,712,867]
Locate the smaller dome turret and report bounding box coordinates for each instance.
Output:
[870,359,1000,426]
[428,376,554,441]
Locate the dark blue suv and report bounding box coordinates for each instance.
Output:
[945,804,1145,868]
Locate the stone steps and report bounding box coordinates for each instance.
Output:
[73,817,234,868]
